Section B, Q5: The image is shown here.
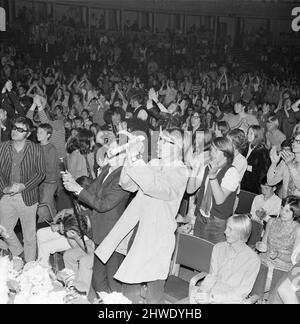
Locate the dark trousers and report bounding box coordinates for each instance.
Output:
[122,280,166,304]
[194,214,227,244]
[91,251,124,294]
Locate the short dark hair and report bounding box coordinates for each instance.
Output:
[81,109,89,116]
[38,123,53,137]
[77,128,93,155]
[131,93,144,105]
[217,121,230,137]
[282,195,300,219]
[13,116,32,133]
[75,116,84,123]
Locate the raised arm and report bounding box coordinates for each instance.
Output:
[125,161,188,201]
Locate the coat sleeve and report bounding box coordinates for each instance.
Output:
[254,148,270,184]
[126,162,188,201]
[119,162,139,193]
[78,177,129,213]
[8,92,25,117]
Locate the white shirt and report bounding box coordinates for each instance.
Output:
[250,194,282,223]
[200,166,240,218]
[232,153,248,182]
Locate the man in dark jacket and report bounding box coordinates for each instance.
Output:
[62,143,132,295]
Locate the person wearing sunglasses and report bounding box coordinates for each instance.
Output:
[267,131,300,198]
[95,128,189,304]
[0,116,45,263]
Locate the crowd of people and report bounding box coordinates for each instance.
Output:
[1,21,300,304]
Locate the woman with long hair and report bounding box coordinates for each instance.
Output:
[67,129,96,180]
[241,125,270,194]
[187,111,206,153]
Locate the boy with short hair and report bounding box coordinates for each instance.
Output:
[37,123,59,223]
[250,176,282,224]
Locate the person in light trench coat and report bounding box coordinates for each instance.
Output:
[95,128,189,304]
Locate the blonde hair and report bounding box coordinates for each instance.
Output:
[228,214,252,242]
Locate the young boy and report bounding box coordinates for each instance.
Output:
[250,176,282,224]
[37,123,59,223]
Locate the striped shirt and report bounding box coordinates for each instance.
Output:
[0,140,46,206]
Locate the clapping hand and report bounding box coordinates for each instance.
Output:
[208,161,220,179]
[281,150,295,166]
[255,208,266,220]
[148,88,158,103]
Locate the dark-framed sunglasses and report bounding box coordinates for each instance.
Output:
[12,125,29,133]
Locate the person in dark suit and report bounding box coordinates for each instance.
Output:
[241,125,271,194]
[62,142,132,295]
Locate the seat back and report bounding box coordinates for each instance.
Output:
[37,202,55,222]
[172,233,214,274]
[236,190,257,214]
[178,199,189,218]
[247,220,263,249]
[250,263,268,299]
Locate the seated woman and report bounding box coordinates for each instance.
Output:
[191,214,261,304]
[270,246,300,304]
[37,176,94,294]
[256,196,300,285]
[37,210,94,295]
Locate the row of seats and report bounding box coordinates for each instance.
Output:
[168,189,285,304]
[164,232,286,304]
